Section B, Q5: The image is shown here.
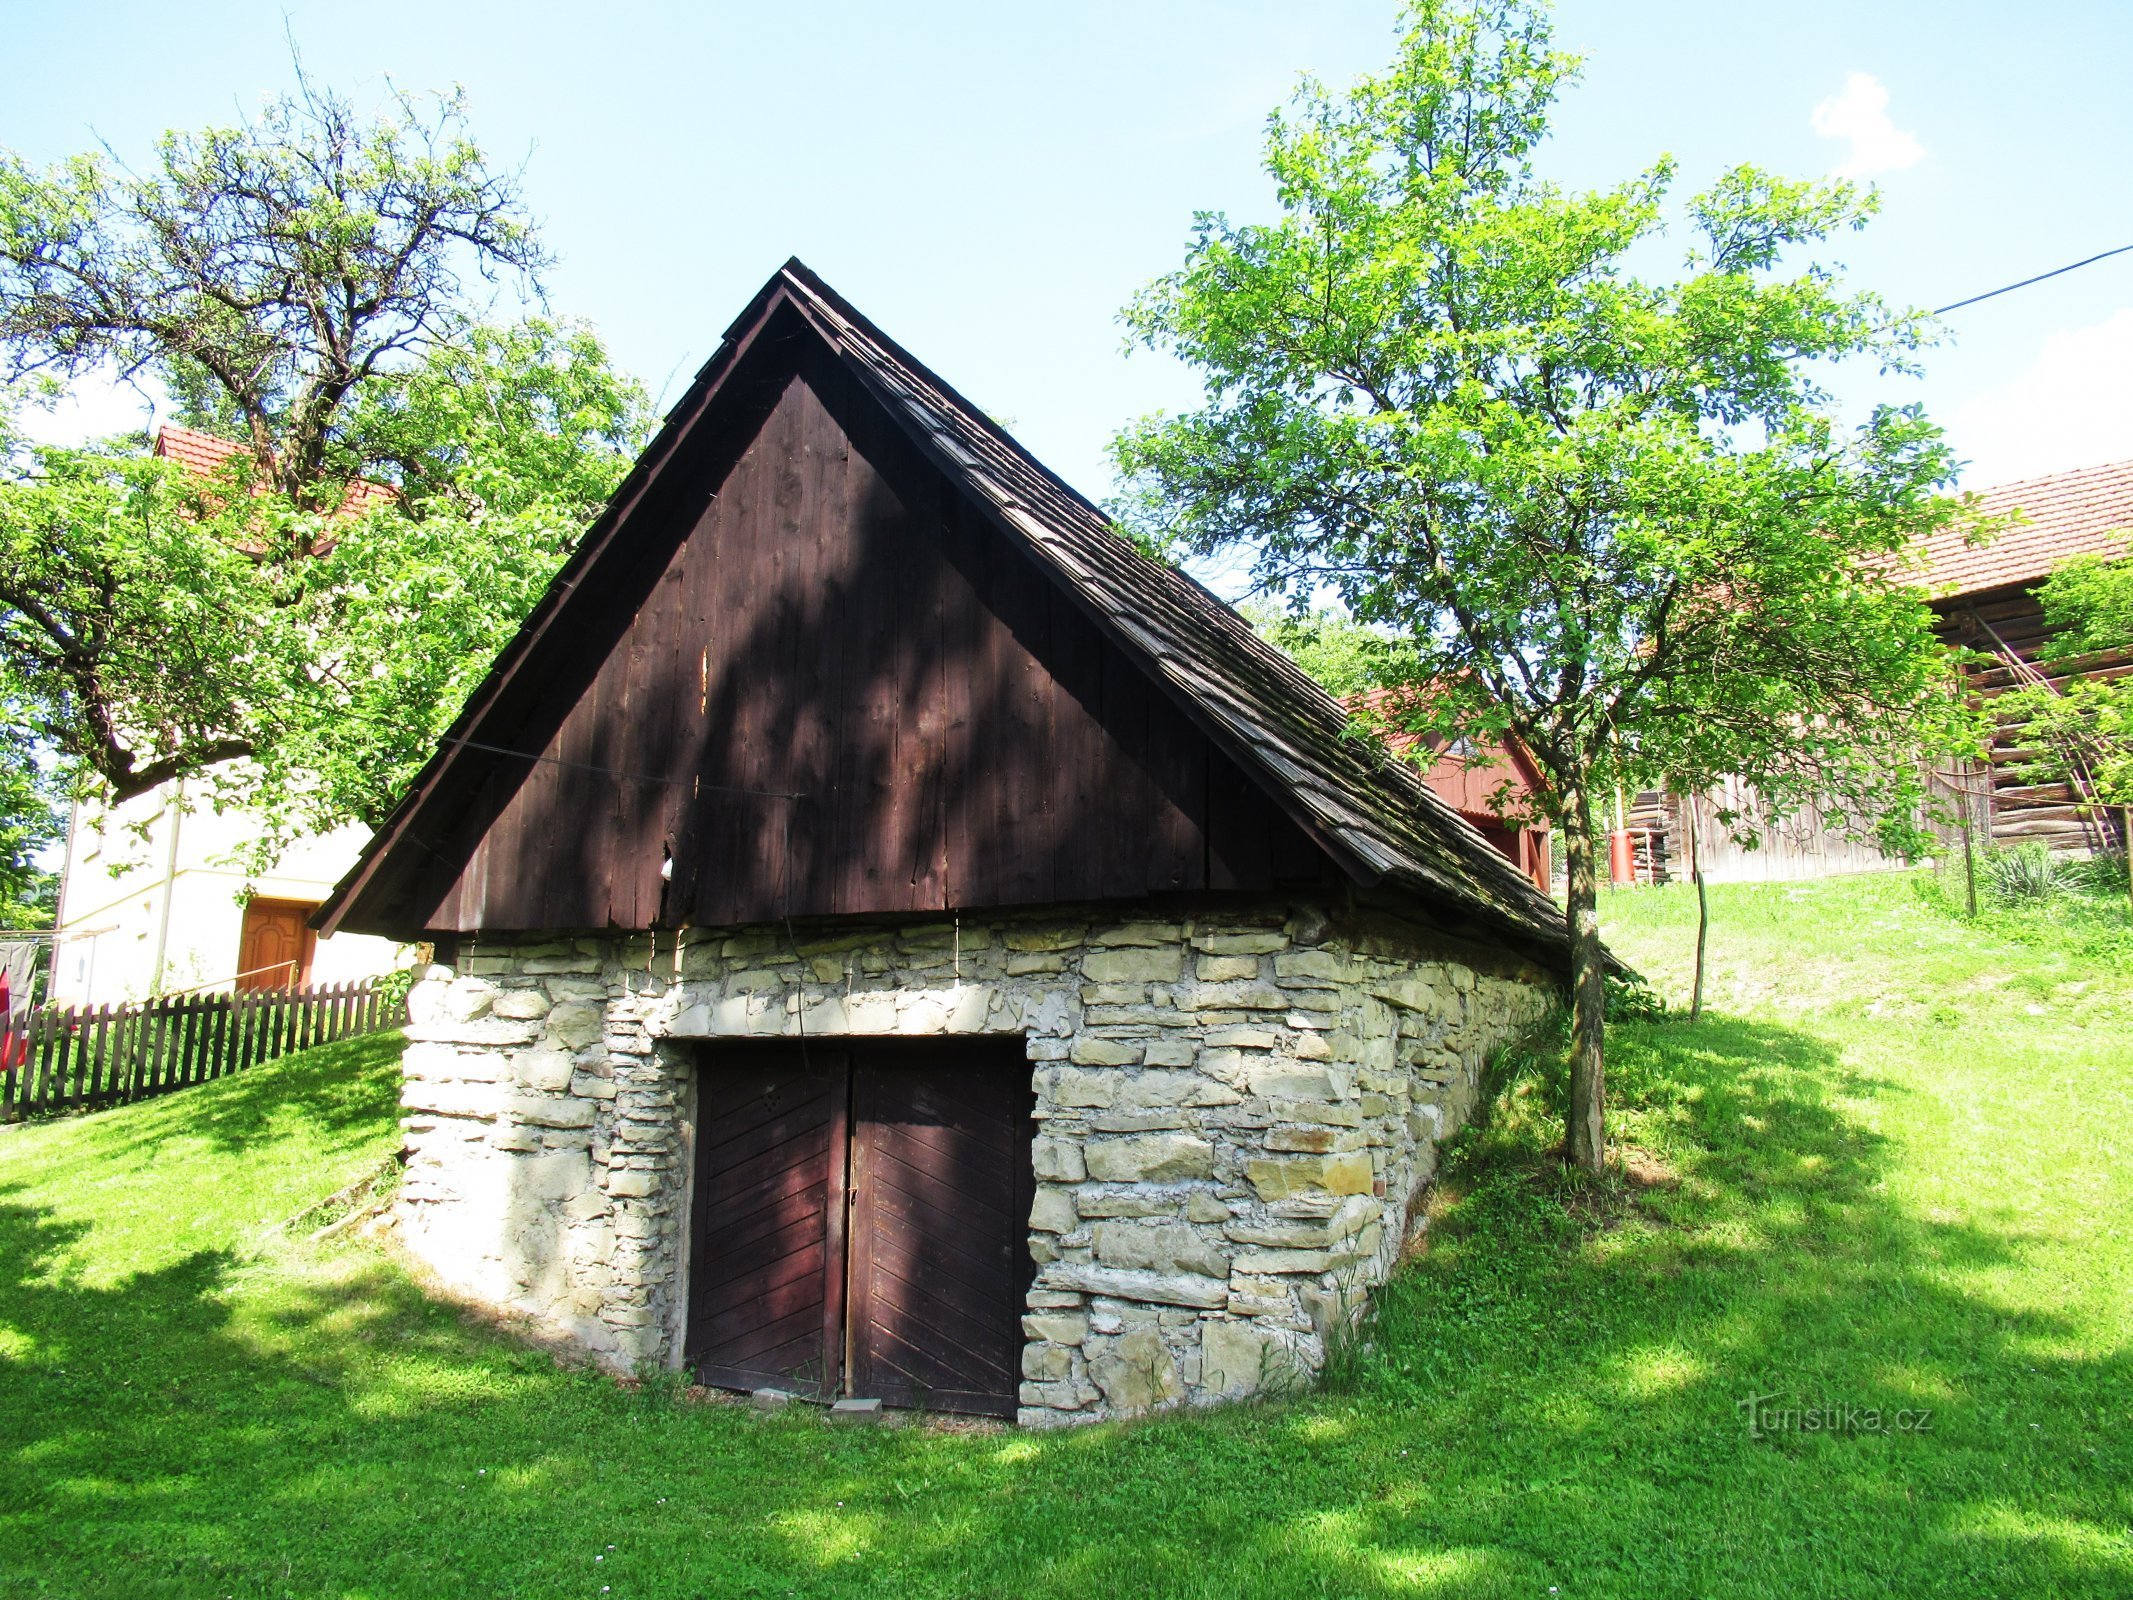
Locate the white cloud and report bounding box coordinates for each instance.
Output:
[1811,72,1924,179]
[1948,308,2133,486]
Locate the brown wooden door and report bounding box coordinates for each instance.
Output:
[237,899,317,989]
[686,1039,1034,1417]
[847,1048,1035,1413]
[687,1047,850,1399]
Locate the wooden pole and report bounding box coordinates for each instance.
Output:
[1690,807,1709,1024]
[1961,807,1978,919]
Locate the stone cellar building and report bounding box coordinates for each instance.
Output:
[318,262,1569,1425]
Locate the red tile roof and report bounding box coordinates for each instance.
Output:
[153,422,249,477]
[152,423,396,517]
[1913,458,2133,598]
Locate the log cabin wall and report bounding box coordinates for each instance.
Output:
[1934,584,2133,853]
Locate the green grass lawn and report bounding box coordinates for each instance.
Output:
[2,872,2128,1598]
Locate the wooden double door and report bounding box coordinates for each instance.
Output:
[685,1038,1035,1416]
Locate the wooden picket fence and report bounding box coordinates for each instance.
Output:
[0,979,403,1123]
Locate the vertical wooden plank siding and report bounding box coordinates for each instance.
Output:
[836,407,909,914]
[844,1045,1033,1416]
[686,1046,850,1399]
[365,353,1331,939]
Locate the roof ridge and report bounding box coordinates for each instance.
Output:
[1972,457,2133,497]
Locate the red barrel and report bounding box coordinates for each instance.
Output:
[1607,829,1637,886]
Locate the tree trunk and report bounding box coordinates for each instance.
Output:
[1561,789,1607,1176]
[1690,809,1709,1024]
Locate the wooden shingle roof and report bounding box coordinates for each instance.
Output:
[320,260,1569,961]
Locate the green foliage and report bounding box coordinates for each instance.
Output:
[0,327,648,841]
[239,320,652,846]
[1241,601,1417,697]
[1114,0,1984,1168]
[1114,0,1979,836]
[1993,554,2133,867]
[368,962,421,1011]
[342,318,652,519]
[0,715,62,927]
[0,413,287,801]
[2022,844,2132,905]
[2067,847,2131,899]
[0,78,652,829]
[0,70,547,504]
[1919,845,2133,963]
[1998,674,2133,809]
[1988,841,2067,901]
[1603,969,1670,1022]
[2035,551,2133,662]
[1469,1006,1568,1130]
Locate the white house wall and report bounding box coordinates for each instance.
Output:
[52,786,401,1005]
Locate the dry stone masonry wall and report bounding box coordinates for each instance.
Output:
[394,902,1556,1425]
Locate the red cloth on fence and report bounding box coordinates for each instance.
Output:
[0,973,21,1073]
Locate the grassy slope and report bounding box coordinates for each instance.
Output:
[0,875,2127,1599]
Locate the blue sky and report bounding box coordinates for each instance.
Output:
[8,0,2133,503]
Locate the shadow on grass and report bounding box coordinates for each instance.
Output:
[0,1013,2127,1598]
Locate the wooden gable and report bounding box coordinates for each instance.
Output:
[323,263,1572,964]
[326,316,1328,937]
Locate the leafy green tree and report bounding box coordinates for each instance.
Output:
[0,316,648,842]
[0,78,651,841]
[0,716,62,928]
[1243,603,1417,698]
[244,318,651,848]
[0,413,288,801]
[1998,552,2133,912]
[1115,0,1974,1172]
[0,71,547,512]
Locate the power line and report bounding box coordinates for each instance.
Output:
[1932,243,2133,316]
